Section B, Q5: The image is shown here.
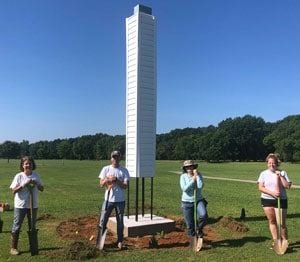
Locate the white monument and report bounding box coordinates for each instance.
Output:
[108,5,175,236]
[125,4,157,179]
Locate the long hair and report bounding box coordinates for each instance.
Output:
[20,156,36,171]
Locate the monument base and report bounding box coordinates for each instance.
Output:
[108,214,175,237]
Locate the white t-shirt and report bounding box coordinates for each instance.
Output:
[9,172,43,208]
[99,165,130,202]
[257,169,291,200]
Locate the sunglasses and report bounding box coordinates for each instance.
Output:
[185,165,194,169]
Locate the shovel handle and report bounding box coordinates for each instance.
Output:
[194,182,197,236]
[276,175,281,240]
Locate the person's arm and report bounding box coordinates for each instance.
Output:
[258,182,279,198]
[194,169,204,189]
[276,171,292,189]
[11,185,24,194]
[37,183,44,192]
[11,179,31,194]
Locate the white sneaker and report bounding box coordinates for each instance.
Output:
[117,242,122,250]
[10,248,20,255]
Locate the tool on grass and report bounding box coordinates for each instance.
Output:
[27,184,38,256]
[273,172,288,255]
[96,185,112,250]
[193,171,203,252]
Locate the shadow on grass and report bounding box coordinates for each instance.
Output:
[210,236,269,248]
[232,212,300,222]
[19,246,64,256]
[288,241,300,253]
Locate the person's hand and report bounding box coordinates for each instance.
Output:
[193,169,198,181]
[275,170,282,177]
[273,190,280,198]
[106,175,116,185]
[21,178,31,188]
[28,179,37,188]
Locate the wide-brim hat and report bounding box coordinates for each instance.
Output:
[111,150,121,158]
[182,160,198,169]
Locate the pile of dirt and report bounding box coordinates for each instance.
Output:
[44,214,247,259]
[217,216,249,233]
[55,215,219,251]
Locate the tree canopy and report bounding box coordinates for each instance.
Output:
[1,114,299,162]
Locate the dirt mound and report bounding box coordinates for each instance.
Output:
[45,214,249,259]
[55,215,220,251]
[37,213,56,221]
[218,216,249,233]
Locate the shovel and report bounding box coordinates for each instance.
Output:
[192,181,203,252]
[273,175,288,255]
[27,186,38,256]
[96,185,112,250]
[0,216,3,233]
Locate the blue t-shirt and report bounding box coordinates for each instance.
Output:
[180,172,205,202]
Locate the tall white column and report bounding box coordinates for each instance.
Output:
[125,5,157,178]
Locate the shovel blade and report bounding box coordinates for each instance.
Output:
[27,229,39,256]
[96,227,107,250]
[196,237,203,252]
[190,236,197,251]
[191,236,203,252]
[274,239,288,255]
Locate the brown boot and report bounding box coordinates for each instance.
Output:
[10,232,20,255]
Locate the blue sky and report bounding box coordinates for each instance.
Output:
[1,0,299,143]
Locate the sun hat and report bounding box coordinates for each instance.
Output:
[182,160,198,169]
[111,150,121,158]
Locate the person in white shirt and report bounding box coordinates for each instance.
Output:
[9,156,44,255]
[258,153,292,248]
[98,151,130,249]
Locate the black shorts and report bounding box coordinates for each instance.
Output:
[261,198,288,209]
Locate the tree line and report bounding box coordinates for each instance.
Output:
[1,114,299,162]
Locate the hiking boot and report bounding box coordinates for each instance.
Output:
[269,241,274,250]
[10,248,20,255]
[10,232,20,255]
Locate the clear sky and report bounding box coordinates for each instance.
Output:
[1,0,299,143]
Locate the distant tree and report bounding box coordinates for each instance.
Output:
[94,135,111,160]
[174,136,198,160]
[217,115,267,161]
[72,136,95,160]
[263,115,300,162]
[57,139,73,159]
[1,114,298,162]
[20,140,30,157]
[0,141,20,162]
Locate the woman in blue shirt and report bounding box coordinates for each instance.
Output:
[180,160,208,247]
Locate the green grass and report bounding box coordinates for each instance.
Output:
[0,159,299,261]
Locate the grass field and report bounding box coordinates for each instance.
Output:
[0,159,299,261]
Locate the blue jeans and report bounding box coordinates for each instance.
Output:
[100,201,125,243]
[12,208,37,233]
[181,200,208,237]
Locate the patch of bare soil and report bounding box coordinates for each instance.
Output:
[55,215,221,251]
[44,214,247,259]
